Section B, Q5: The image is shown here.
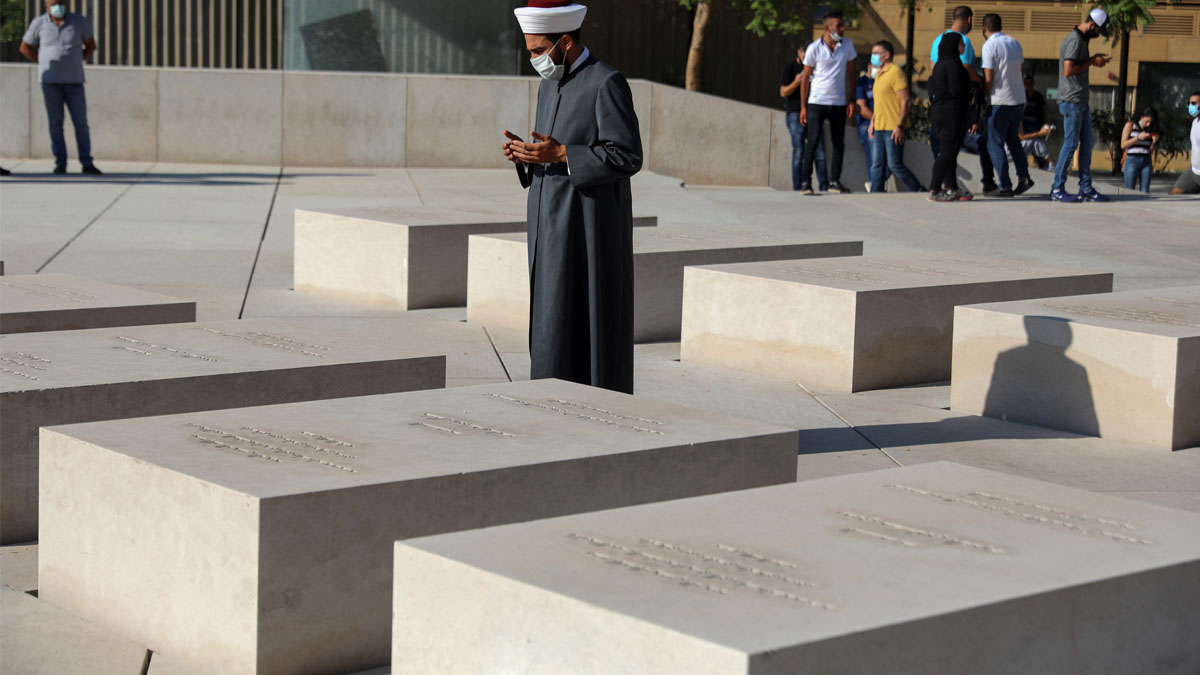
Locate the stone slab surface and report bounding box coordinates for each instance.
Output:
[38,379,798,675]
[0,273,196,334]
[294,207,655,309]
[1,543,38,592]
[1,587,149,675]
[680,254,1113,392]
[813,391,1200,512]
[393,462,1200,674]
[952,285,1200,450]
[467,227,863,342]
[1,317,445,543]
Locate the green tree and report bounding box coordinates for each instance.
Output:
[1,0,27,44]
[1090,0,1159,172]
[677,0,860,92]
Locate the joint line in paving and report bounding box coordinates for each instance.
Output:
[799,383,903,467]
[35,163,157,273]
[481,325,514,382]
[237,167,284,320]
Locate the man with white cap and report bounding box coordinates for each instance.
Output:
[1050,7,1111,203]
[503,0,643,394]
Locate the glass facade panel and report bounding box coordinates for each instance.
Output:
[282,0,524,75]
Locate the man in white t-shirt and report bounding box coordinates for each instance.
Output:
[797,10,857,194]
[1170,91,1200,195]
[981,13,1032,197]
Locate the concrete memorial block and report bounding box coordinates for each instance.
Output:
[0,65,30,159]
[679,254,1112,392]
[393,462,1200,675]
[951,285,1200,451]
[157,69,283,166]
[1,318,444,543]
[294,207,656,309]
[467,228,862,342]
[0,273,196,334]
[38,379,798,675]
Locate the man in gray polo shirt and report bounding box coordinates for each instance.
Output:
[1050,7,1110,202]
[20,0,101,175]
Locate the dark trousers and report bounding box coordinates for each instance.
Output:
[933,120,994,188]
[930,115,965,192]
[41,83,93,169]
[987,104,1030,190]
[800,104,845,186]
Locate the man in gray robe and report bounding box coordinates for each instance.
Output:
[504,0,642,394]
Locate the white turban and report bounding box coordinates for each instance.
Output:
[514,1,587,35]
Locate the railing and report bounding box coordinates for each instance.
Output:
[22,0,282,69]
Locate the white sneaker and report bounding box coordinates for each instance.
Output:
[864,181,872,193]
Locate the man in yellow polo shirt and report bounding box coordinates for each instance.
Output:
[866,40,925,193]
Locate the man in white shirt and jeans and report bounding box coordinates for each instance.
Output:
[1169,91,1200,195]
[798,10,857,194]
[981,13,1033,197]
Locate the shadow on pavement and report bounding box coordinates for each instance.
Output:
[0,171,364,186]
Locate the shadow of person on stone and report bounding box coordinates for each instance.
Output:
[981,315,1099,437]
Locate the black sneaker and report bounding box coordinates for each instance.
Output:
[1014,177,1035,195]
[982,182,1000,197]
[996,189,1015,198]
[0,167,10,176]
[828,181,850,194]
[799,184,814,195]
[927,190,955,202]
[82,165,103,175]
[53,166,67,175]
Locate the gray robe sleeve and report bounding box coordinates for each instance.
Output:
[564,71,643,190]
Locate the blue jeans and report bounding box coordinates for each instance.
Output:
[42,83,93,169]
[1054,102,1093,192]
[858,122,890,190]
[987,104,1030,190]
[786,112,826,190]
[870,131,924,193]
[1124,154,1152,193]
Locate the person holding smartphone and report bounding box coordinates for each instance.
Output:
[1050,8,1112,202]
[1121,107,1160,193]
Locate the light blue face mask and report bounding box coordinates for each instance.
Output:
[870,54,883,68]
[1190,103,1199,118]
[530,37,566,81]
[49,4,66,19]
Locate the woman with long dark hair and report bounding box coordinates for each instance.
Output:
[927,32,973,201]
[1121,106,1159,193]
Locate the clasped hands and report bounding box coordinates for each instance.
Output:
[503,130,567,165]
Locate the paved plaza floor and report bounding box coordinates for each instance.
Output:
[1,159,1197,673]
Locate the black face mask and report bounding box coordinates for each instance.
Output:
[1086,27,1100,40]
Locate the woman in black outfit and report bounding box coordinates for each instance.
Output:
[927,32,973,202]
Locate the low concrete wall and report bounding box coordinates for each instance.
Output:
[1,63,989,191]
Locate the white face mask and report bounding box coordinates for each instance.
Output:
[530,37,566,81]
[829,31,843,43]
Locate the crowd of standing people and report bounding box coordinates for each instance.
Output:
[780,5,1200,201]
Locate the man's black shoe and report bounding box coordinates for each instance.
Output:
[799,184,814,195]
[53,166,67,175]
[828,181,851,194]
[982,182,1000,196]
[996,189,1015,198]
[81,165,103,175]
[1014,177,1035,195]
[0,167,10,176]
